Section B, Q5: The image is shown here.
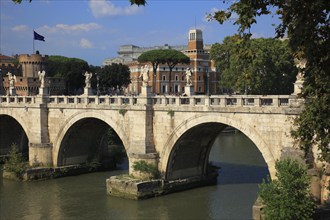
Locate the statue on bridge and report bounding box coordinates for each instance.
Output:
[7,72,16,88]
[139,64,150,86]
[38,70,46,88]
[185,68,192,86]
[294,58,306,83]
[293,57,306,95]
[83,72,93,89]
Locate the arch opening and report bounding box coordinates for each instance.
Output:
[165,122,269,183]
[166,122,226,180]
[57,118,127,170]
[0,115,29,161]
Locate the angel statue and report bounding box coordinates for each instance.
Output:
[83,72,93,88]
[7,72,16,88]
[139,64,150,86]
[38,70,46,88]
[185,68,192,86]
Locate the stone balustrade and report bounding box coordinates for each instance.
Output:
[0,94,295,108]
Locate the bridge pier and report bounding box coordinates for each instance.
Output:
[29,143,53,166]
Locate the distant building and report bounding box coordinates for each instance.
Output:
[103,44,188,66]
[0,54,20,95]
[104,28,219,95]
[1,51,66,96]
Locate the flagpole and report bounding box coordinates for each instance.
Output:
[33,30,35,54]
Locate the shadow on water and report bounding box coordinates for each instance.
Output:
[215,162,269,185]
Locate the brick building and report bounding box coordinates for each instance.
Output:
[104,29,219,95]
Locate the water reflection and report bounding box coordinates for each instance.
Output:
[1,131,268,220]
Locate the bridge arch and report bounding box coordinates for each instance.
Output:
[160,114,276,180]
[53,111,129,166]
[0,112,29,158]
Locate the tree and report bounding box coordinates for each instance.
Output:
[209,0,330,163]
[138,49,165,92]
[210,36,296,95]
[259,159,315,219]
[3,144,28,179]
[160,49,190,94]
[47,56,89,94]
[97,63,131,94]
[138,49,190,94]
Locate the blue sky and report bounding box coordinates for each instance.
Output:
[1,0,280,66]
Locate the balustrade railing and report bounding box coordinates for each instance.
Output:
[0,94,294,108]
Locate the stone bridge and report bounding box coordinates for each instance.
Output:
[0,94,304,180]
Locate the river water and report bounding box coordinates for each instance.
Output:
[0,131,269,220]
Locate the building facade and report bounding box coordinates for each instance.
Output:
[104,29,219,95]
[1,52,66,96]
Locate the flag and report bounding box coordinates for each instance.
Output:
[34,31,45,41]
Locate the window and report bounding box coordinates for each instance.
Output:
[175,75,178,81]
[190,32,195,40]
[162,75,166,81]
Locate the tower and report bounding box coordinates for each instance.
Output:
[19,52,48,78]
[188,29,204,51]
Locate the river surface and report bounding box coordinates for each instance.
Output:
[0,131,269,220]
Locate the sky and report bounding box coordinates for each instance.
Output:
[0,0,280,66]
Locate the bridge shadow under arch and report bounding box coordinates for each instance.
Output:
[165,122,270,185]
[161,114,276,180]
[0,115,29,160]
[57,117,127,169]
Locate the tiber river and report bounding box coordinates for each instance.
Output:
[0,131,269,220]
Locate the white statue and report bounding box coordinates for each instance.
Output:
[7,72,16,88]
[185,68,192,86]
[294,58,306,82]
[38,70,46,88]
[139,64,149,86]
[294,57,307,70]
[83,72,92,88]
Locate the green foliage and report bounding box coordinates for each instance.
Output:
[130,0,146,6]
[47,55,89,94]
[210,0,330,162]
[259,159,315,220]
[138,49,190,93]
[210,36,296,94]
[97,63,131,92]
[132,160,159,179]
[3,144,28,179]
[138,49,166,76]
[167,109,174,117]
[118,109,127,116]
[12,0,32,3]
[292,96,330,163]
